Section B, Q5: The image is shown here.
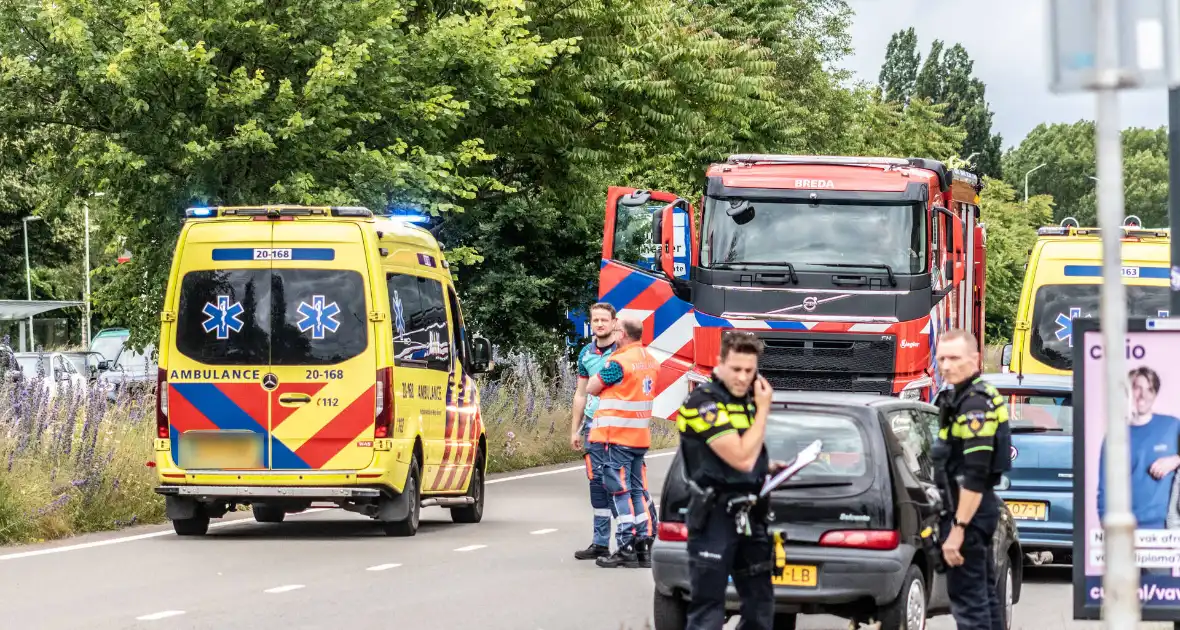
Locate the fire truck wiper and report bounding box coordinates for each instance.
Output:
[711,261,798,284]
[811,263,896,287]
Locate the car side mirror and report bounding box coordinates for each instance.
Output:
[470,337,493,374]
[1001,344,1013,369]
[97,360,110,371]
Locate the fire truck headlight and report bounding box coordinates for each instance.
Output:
[899,388,920,401]
[898,376,933,401]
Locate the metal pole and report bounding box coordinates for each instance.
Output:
[1024,163,1047,203]
[23,217,33,351]
[1095,0,1137,626]
[83,197,91,346]
[1170,86,1180,316]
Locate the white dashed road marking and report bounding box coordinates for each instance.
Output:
[136,611,185,621]
[264,584,305,594]
[531,528,558,535]
[366,563,403,571]
[454,544,486,552]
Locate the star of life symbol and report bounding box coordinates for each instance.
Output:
[1054,307,1081,347]
[202,296,245,340]
[643,376,654,395]
[392,290,406,336]
[296,295,342,340]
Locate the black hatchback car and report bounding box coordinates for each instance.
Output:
[651,391,1023,630]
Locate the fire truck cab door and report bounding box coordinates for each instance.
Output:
[603,186,693,281]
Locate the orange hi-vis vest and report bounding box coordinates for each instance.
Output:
[590,342,659,448]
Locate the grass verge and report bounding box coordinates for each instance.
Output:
[0,350,676,546]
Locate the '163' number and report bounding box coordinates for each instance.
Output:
[305,369,344,380]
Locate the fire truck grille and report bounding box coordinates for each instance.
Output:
[754,331,898,394]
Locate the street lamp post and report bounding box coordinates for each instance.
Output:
[83,192,105,346]
[1024,163,1048,203]
[23,215,42,351]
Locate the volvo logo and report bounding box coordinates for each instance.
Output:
[802,296,819,311]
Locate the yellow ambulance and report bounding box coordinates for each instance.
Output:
[152,205,491,537]
[1003,216,1172,376]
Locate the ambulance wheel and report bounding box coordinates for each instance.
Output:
[451,452,485,524]
[172,510,210,537]
[383,455,422,537]
[252,504,286,523]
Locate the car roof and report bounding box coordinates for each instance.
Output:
[981,372,1073,391]
[770,390,916,409]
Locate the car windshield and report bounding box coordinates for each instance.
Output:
[998,389,1073,435]
[1031,283,1170,371]
[701,197,927,274]
[65,355,90,374]
[90,335,126,362]
[765,410,868,484]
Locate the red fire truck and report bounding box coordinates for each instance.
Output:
[597,154,986,419]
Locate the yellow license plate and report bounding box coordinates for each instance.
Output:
[771,564,818,588]
[1006,500,1048,521]
[179,431,265,469]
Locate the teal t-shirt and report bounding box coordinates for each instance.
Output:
[577,339,617,419]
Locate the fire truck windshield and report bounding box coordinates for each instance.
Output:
[701,197,928,274]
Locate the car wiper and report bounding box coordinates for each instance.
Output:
[1011,426,1066,434]
[710,261,797,283]
[811,262,897,287]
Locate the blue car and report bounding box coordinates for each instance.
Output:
[985,373,1074,565]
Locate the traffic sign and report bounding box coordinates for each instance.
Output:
[1047,0,1180,93]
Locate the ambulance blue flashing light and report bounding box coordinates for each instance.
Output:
[185,207,217,218]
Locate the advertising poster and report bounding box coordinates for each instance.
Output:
[1074,318,1180,620]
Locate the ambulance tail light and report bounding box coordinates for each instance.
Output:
[658,522,688,542]
[374,367,393,438]
[819,530,899,550]
[155,368,169,439]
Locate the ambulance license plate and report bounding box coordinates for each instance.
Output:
[1006,500,1048,521]
[772,564,817,588]
[180,431,265,469]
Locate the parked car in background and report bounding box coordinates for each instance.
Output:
[987,372,1074,565]
[652,391,1022,630]
[62,350,110,383]
[13,352,88,399]
[97,344,157,401]
[89,327,129,365]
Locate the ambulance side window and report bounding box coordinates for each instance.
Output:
[387,273,451,372]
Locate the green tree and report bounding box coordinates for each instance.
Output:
[878,27,920,104]
[1001,121,1169,227]
[0,0,568,350]
[913,40,944,102]
[978,176,1053,341]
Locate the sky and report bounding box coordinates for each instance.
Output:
[840,0,1171,150]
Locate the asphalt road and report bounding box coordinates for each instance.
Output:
[0,450,1166,630]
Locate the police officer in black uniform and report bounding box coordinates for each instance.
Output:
[675,331,781,630]
[932,329,1012,630]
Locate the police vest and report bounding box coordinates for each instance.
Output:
[938,376,1013,480]
[590,343,659,448]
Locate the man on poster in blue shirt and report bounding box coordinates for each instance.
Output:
[1098,366,1180,530]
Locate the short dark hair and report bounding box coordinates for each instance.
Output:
[720,331,764,360]
[1129,366,1161,393]
[589,302,616,318]
[621,318,644,342]
[939,328,978,351]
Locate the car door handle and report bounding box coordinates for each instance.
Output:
[279,393,312,405]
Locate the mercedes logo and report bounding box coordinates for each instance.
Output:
[262,373,279,391]
[802,296,819,312]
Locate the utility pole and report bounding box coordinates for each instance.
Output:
[1094,0,1137,626]
[22,215,41,351]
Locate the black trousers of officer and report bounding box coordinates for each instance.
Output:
[686,499,774,630]
[941,517,1004,630]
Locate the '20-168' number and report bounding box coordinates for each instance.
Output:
[305,369,344,380]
